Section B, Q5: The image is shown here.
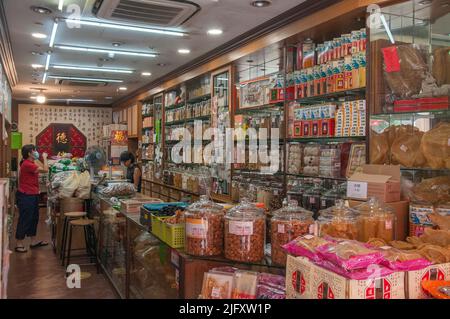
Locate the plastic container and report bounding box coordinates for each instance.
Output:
[317,199,359,240]
[224,198,266,262]
[355,197,397,243]
[271,200,314,266]
[184,195,225,256]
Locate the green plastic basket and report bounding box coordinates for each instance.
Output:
[162,222,185,249]
[150,214,169,240]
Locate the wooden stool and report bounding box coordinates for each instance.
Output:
[65,219,99,274]
[60,212,87,264]
[51,212,61,254]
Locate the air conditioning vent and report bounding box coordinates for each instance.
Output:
[93,0,200,27]
[58,79,108,87]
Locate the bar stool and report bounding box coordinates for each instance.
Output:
[65,219,100,274]
[60,211,87,265]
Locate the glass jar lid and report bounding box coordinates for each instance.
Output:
[225,197,265,220]
[272,200,314,221]
[186,195,224,215]
[318,199,358,221]
[355,197,395,216]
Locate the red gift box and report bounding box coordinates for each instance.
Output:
[293,121,303,137]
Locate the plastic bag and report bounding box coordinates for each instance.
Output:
[100,182,136,197]
[316,240,385,271]
[76,171,91,199]
[59,171,80,198]
[282,235,332,262]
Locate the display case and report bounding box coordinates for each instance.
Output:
[368,0,450,183]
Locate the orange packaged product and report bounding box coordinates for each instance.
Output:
[421,280,450,299]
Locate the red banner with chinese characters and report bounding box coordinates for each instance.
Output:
[110,130,128,146]
[36,123,87,158]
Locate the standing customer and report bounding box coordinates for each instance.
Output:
[15,144,49,253]
[120,151,142,193]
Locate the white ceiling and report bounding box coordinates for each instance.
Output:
[5,0,305,105]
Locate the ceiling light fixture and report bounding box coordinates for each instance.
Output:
[141,72,152,76]
[36,93,46,104]
[49,21,59,48]
[207,29,223,35]
[32,64,44,69]
[48,75,124,83]
[178,49,190,54]
[45,54,51,71]
[418,0,432,5]
[63,19,186,37]
[55,45,157,58]
[42,72,48,84]
[118,87,128,91]
[380,14,395,44]
[32,33,47,39]
[52,65,134,74]
[112,42,122,47]
[251,0,272,7]
[105,97,113,99]
[30,6,52,14]
[58,0,64,11]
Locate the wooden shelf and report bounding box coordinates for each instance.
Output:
[287,136,365,143]
[187,93,211,104]
[295,87,366,104]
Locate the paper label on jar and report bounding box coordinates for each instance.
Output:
[385,220,393,230]
[229,220,254,236]
[277,224,286,234]
[211,287,221,298]
[186,218,208,239]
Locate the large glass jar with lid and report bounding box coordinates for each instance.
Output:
[184,195,225,256]
[224,198,266,262]
[271,200,314,266]
[317,199,359,240]
[355,197,397,243]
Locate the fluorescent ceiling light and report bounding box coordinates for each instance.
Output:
[49,21,59,48]
[32,64,44,69]
[48,75,124,83]
[178,49,190,54]
[118,87,128,91]
[58,0,64,11]
[64,19,185,37]
[380,14,395,44]
[45,54,51,71]
[141,72,152,76]
[32,33,47,39]
[55,45,157,58]
[207,29,223,35]
[49,98,95,103]
[52,65,133,74]
[42,72,48,84]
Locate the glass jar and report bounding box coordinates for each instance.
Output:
[185,195,225,256]
[302,183,325,217]
[317,199,359,240]
[232,179,240,202]
[271,200,314,266]
[224,198,266,262]
[320,185,341,210]
[355,197,396,243]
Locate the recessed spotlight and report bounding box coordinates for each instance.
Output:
[157,63,167,67]
[118,87,128,91]
[32,33,47,39]
[112,42,122,47]
[36,94,47,104]
[251,0,272,7]
[32,64,44,69]
[178,49,191,54]
[31,51,44,56]
[207,29,223,35]
[141,72,152,76]
[30,6,52,15]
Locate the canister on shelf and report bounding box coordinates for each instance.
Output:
[317,199,359,240]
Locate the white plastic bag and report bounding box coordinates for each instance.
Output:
[59,171,80,198]
[76,171,91,199]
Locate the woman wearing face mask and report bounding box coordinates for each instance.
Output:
[15,144,49,253]
[120,151,142,193]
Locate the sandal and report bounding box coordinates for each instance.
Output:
[30,241,49,249]
[15,246,28,253]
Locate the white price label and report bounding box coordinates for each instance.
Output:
[347,181,368,199]
[278,224,286,234]
[211,287,221,298]
[229,221,254,236]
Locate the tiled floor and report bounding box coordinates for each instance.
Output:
[7,209,117,299]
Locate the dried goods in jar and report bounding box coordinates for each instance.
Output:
[185,196,225,256]
[224,198,266,262]
[318,199,359,240]
[270,200,314,266]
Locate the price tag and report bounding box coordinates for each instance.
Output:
[278,224,286,234]
[347,181,368,199]
[171,249,180,268]
[229,221,254,236]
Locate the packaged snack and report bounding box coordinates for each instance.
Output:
[201,271,234,299]
[232,270,258,299]
[282,234,331,261]
[256,284,285,299]
[377,246,431,271]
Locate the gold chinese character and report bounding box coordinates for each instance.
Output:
[114,131,126,143]
[56,132,68,144]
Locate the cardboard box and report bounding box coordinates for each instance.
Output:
[405,263,450,299]
[349,199,410,241]
[285,255,313,299]
[347,165,401,203]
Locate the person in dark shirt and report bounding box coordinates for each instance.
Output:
[120,151,142,193]
[15,144,49,253]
